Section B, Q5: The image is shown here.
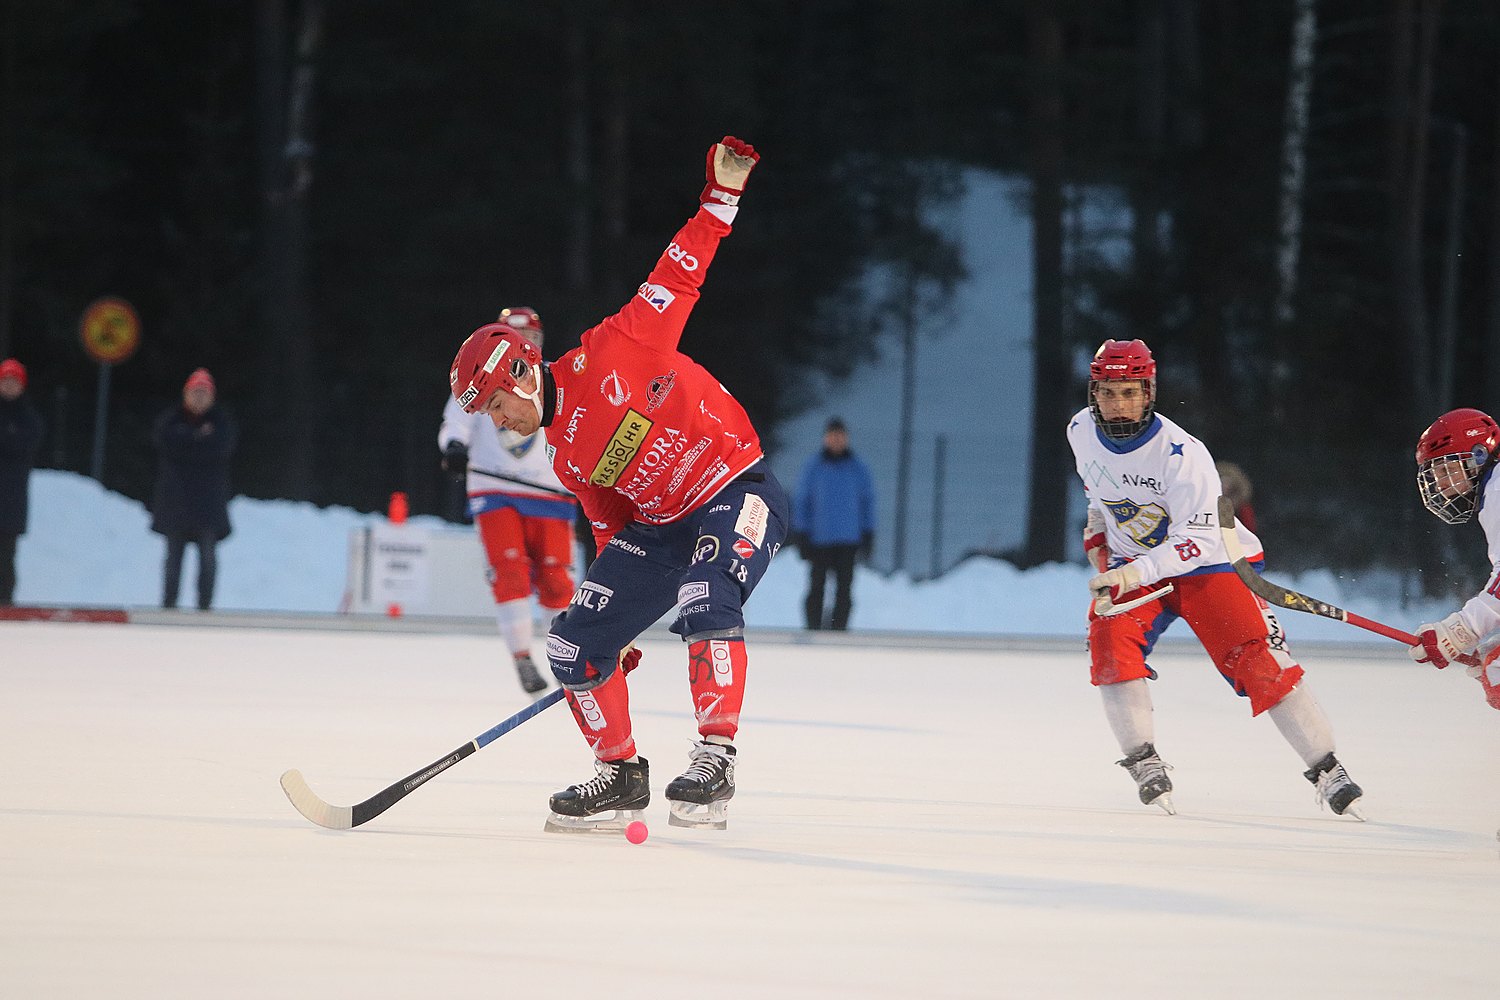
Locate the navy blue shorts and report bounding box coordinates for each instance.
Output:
[544,467,790,689]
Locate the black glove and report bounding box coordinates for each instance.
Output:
[441,441,468,481]
[858,531,874,565]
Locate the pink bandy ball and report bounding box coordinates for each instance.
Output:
[625,820,649,844]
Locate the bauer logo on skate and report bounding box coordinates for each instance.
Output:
[546,635,580,662]
[590,410,652,486]
[637,281,676,313]
[1104,498,1169,548]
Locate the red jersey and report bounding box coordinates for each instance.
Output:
[546,206,763,550]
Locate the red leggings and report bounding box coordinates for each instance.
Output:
[474,507,574,609]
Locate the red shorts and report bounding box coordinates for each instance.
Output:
[1088,570,1304,715]
[474,506,575,609]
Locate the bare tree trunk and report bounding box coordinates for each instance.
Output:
[1273,0,1318,325]
[599,2,630,307]
[1486,53,1500,401]
[0,2,16,358]
[1022,1,1069,568]
[255,0,322,499]
[563,4,591,322]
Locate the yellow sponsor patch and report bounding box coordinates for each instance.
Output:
[591,409,653,487]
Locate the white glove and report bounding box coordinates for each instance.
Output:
[1089,562,1143,603]
[1408,612,1480,670]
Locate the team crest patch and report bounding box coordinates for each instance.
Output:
[572,352,588,373]
[1103,498,1170,549]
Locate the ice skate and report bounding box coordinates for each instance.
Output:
[513,652,549,696]
[544,756,649,833]
[665,741,735,829]
[1117,742,1175,815]
[1304,753,1364,821]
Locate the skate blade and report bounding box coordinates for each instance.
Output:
[667,799,729,830]
[1337,800,1367,822]
[543,808,642,834]
[1148,793,1176,816]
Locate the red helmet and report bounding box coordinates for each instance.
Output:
[1415,408,1500,523]
[496,306,543,348]
[1088,339,1157,440]
[449,322,544,416]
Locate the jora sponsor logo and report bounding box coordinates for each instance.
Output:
[590,409,653,487]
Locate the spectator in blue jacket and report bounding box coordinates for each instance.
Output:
[794,417,876,630]
[0,358,44,605]
[151,368,236,610]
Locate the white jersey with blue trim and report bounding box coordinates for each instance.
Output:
[1067,409,1263,589]
[439,395,570,498]
[1456,467,1500,641]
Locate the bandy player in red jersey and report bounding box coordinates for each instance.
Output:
[448,136,789,832]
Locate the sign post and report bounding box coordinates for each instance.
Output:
[79,297,141,481]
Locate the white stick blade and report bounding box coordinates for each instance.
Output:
[279,769,353,830]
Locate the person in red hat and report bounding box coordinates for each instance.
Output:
[0,358,44,604]
[150,368,236,610]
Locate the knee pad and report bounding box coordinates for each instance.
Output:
[545,612,618,691]
[533,562,574,610]
[1220,637,1305,715]
[488,548,531,604]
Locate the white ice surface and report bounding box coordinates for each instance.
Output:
[2,622,1496,999]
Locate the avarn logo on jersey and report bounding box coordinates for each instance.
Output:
[591,409,652,487]
[1103,498,1170,548]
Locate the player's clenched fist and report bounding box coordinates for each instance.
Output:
[702,136,759,206]
[1408,612,1481,670]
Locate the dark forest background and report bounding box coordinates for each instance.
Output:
[4,0,1498,591]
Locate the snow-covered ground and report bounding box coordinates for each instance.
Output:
[12,468,1456,643]
[2,623,1495,999]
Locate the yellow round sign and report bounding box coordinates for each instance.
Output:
[80,297,141,365]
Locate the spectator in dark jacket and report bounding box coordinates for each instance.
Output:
[0,358,44,605]
[151,368,236,610]
[793,417,876,630]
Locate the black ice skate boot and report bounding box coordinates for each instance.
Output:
[544,757,650,833]
[1303,753,1364,821]
[513,652,549,696]
[1117,742,1175,815]
[665,741,736,829]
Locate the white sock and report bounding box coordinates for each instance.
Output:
[494,598,532,657]
[1100,679,1155,754]
[1267,683,1335,767]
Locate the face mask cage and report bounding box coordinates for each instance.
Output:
[1417,446,1489,524]
[1089,378,1156,441]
